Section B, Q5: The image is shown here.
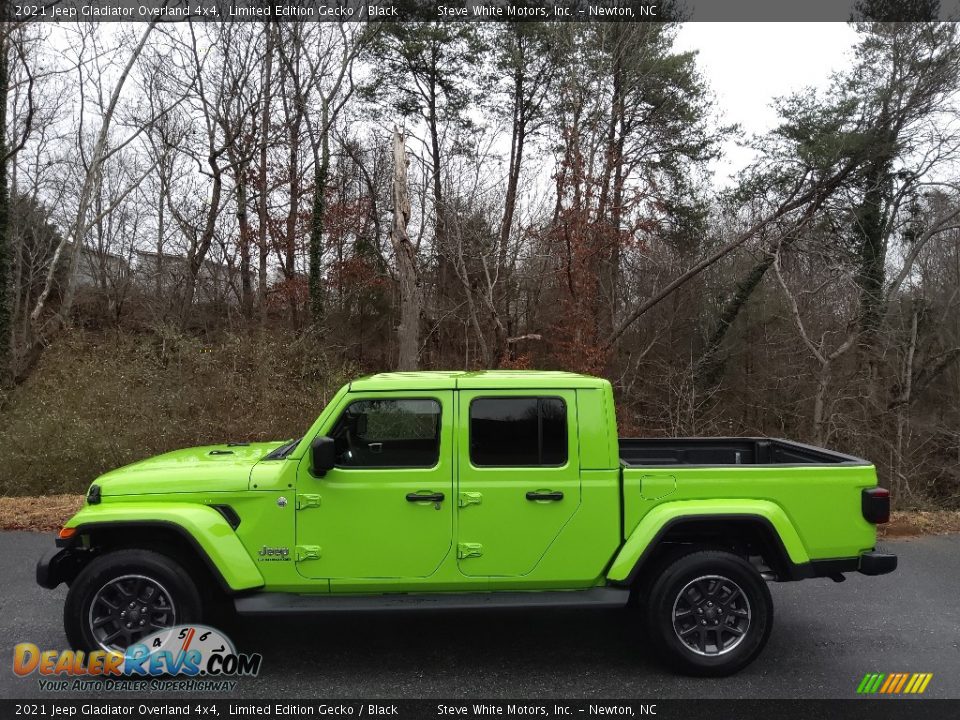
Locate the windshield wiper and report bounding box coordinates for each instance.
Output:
[265,438,301,460]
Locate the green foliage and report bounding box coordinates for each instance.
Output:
[746,20,958,202]
[576,21,723,172]
[361,14,482,131]
[770,93,864,170]
[0,330,357,496]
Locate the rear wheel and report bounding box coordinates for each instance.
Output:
[65,549,201,652]
[643,550,772,676]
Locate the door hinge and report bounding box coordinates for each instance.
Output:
[296,494,322,510]
[457,542,483,559]
[295,545,322,562]
[458,492,482,508]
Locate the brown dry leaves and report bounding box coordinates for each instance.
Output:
[0,495,85,531]
[880,511,960,539]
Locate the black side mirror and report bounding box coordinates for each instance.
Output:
[310,436,336,476]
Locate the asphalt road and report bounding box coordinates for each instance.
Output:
[1,532,958,700]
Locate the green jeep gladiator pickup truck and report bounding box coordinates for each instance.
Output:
[37,371,895,675]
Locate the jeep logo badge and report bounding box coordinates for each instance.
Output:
[258,546,290,558]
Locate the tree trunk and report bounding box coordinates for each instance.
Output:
[391,128,420,371]
[855,153,894,345]
[256,22,274,325]
[695,250,776,387]
[180,170,222,324]
[493,55,530,366]
[894,308,919,496]
[284,100,301,328]
[236,177,253,320]
[308,103,330,327]
[156,183,165,303]
[812,361,832,446]
[0,27,11,382]
[426,55,453,329]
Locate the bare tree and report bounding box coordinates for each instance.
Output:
[26,22,159,367]
[391,128,420,370]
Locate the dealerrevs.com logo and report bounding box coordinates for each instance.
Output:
[13,625,262,692]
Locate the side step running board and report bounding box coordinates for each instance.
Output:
[234,587,630,616]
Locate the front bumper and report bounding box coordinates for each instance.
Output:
[36,545,89,589]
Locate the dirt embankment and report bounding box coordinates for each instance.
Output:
[878,510,960,538]
[0,495,85,531]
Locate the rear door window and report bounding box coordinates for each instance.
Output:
[469,397,567,467]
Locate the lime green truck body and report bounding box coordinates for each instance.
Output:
[39,370,894,603]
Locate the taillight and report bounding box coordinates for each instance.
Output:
[862,487,890,524]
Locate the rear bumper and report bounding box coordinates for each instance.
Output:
[792,549,897,581]
[858,549,897,576]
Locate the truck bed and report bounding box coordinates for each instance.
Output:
[619,437,868,467]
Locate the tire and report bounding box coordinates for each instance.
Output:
[64,549,202,653]
[643,550,773,676]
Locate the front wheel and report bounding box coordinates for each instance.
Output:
[643,550,773,676]
[64,549,202,653]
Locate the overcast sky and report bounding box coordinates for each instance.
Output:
[675,22,860,184]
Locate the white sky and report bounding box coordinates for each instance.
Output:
[675,22,860,184]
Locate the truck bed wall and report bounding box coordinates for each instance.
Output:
[619,437,867,467]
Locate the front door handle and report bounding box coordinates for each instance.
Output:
[406,492,445,503]
[526,490,564,501]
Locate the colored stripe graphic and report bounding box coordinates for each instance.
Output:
[904,674,920,693]
[857,673,933,694]
[857,673,883,693]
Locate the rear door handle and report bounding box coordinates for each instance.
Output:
[526,491,564,501]
[406,492,445,503]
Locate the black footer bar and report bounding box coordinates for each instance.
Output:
[3,699,957,720]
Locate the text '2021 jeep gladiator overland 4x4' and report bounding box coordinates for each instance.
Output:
[37,371,896,675]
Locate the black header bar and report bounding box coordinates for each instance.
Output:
[9,0,960,23]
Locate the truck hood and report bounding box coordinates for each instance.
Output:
[92,441,289,496]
